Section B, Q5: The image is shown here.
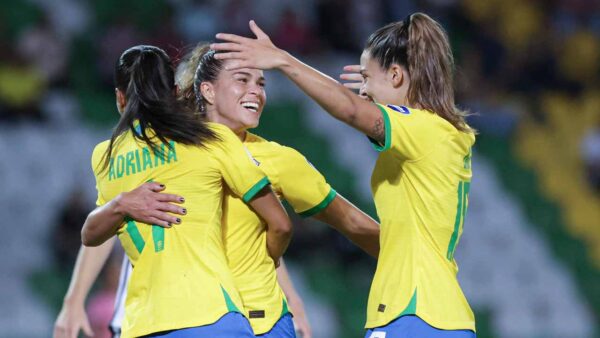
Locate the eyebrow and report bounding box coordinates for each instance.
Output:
[233,71,265,82]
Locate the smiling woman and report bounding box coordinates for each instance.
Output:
[210,15,477,338]
[191,46,266,135]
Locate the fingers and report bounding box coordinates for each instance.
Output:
[214,52,246,61]
[147,216,174,228]
[215,32,252,44]
[81,319,93,337]
[249,20,269,40]
[210,42,246,52]
[156,202,186,215]
[156,192,185,204]
[145,182,165,192]
[343,64,361,72]
[339,73,363,82]
[343,82,363,90]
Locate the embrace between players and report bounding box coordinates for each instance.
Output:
[54,13,476,338]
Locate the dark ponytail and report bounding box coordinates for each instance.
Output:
[366,13,473,133]
[99,45,217,173]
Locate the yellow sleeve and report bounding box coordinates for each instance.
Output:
[368,104,439,160]
[90,141,110,206]
[211,124,270,202]
[272,146,336,218]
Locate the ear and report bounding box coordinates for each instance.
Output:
[200,82,215,105]
[389,64,404,88]
[116,88,127,113]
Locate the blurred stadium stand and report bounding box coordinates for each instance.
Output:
[1,0,598,337]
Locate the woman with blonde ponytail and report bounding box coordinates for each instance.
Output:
[212,12,477,338]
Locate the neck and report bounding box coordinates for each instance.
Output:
[206,108,248,142]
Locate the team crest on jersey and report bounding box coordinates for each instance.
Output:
[387,104,410,115]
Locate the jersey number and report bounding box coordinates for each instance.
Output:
[447,180,470,260]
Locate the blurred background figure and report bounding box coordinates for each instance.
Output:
[0,0,598,337]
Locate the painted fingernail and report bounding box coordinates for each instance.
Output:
[180,197,185,202]
[176,218,181,223]
[182,208,187,214]
[160,184,165,188]
[167,222,172,227]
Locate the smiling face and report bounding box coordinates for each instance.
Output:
[359,50,407,106]
[202,60,266,135]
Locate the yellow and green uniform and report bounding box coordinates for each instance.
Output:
[366,104,476,331]
[91,123,270,338]
[222,132,336,335]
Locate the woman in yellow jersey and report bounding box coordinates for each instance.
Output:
[54,45,380,338]
[174,44,380,338]
[55,46,379,337]
[211,13,477,338]
[80,45,293,338]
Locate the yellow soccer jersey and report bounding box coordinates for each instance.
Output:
[222,132,335,335]
[91,123,270,338]
[365,104,476,331]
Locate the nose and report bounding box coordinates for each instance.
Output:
[248,83,262,96]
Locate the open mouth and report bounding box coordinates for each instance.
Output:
[241,101,260,113]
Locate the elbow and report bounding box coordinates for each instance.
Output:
[81,229,97,247]
[81,223,104,247]
[270,218,293,239]
[275,219,293,238]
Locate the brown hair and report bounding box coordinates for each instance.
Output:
[175,43,224,117]
[365,13,473,133]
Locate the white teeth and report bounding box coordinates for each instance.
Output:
[242,102,259,111]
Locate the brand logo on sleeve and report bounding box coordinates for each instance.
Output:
[387,105,410,114]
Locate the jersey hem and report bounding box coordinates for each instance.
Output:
[242,176,271,203]
[122,310,240,338]
[367,104,391,152]
[298,188,337,218]
[365,313,476,332]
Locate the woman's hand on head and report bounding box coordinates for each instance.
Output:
[212,20,288,71]
[340,64,371,101]
[116,182,186,228]
[340,65,363,90]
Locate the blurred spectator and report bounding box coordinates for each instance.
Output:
[16,15,69,86]
[581,124,600,192]
[272,8,316,54]
[315,0,359,52]
[52,188,93,271]
[0,49,45,122]
[173,0,221,43]
[222,0,256,35]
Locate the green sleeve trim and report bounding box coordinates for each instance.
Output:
[242,176,271,203]
[298,188,337,218]
[367,104,392,152]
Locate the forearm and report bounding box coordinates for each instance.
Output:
[249,188,293,264]
[81,196,127,246]
[314,196,380,258]
[266,224,292,264]
[278,52,366,126]
[63,238,116,305]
